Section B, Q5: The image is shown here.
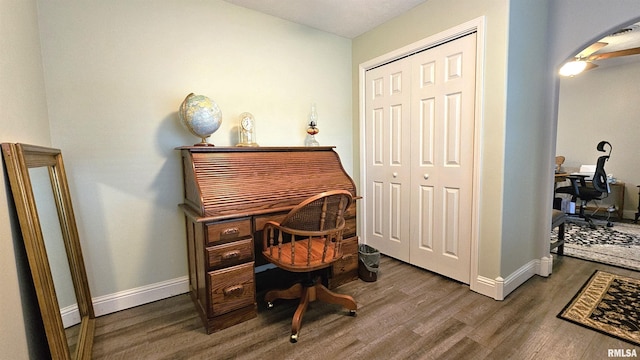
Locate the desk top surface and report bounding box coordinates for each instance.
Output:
[176,146,337,152]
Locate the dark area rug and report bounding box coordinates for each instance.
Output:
[558,270,640,346]
[551,221,640,271]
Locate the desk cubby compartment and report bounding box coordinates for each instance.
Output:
[207,262,256,317]
[206,238,253,270]
[206,218,252,245]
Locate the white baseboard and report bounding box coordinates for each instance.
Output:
[61,276,189,328]
[502,259,538,298]
[623,209,639,221]
[60,303,80,328]
[538,255,553,277]
[471,259,539,300]
[471,275,500,299]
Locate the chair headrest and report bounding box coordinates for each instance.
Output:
[597,140,611,153]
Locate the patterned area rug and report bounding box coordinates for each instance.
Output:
[558,270,640,346]
[551,220,640,271]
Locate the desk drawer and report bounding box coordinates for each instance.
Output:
[208,262,255,316]
[335,236,358,273]
[343,203,357,238]
[206,218,252,245]
[329,236,358,289]
[206,238,253,270]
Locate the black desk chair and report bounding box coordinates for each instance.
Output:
[556,141,612,228]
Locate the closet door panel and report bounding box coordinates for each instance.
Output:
[410,33,476,283]
[417,185,435,250]
[364,59,412,261]
[444,93,463,165]
[443,187,461,257]
[419,98,436,166]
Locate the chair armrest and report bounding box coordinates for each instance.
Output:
[568,174,588,183]
[262,221,347,250]
[566,174,588,194]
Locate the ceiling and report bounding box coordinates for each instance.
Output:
[223,0,429,39]
[223,2,640,70]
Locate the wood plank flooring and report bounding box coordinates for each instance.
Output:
[91,255,640,359]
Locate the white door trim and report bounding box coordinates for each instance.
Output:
[358,16,487,296]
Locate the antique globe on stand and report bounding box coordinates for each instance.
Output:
[179,93,222,146]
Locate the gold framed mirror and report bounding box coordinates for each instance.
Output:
[2,143,95,360]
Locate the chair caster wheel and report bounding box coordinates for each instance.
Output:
[267,302,274,309]
[349,310,357,317]
[290,333,298,343]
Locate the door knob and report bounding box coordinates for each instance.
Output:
[392,172,398,178]
[424,174,429,180]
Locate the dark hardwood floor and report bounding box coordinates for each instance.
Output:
[91,255,640,359]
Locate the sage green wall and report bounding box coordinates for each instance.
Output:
[1,0,52,358]
[352,0,509,279]
[501,1,550,276]
[36,0,352,300]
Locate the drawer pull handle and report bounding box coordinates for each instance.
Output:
[223,285,244,297]
[222,227,240,236]
[222,250,241,260]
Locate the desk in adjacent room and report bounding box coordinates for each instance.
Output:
[554,172,569,183]
[555,174,625,220]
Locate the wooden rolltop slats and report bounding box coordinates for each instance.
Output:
[180,147,356,219]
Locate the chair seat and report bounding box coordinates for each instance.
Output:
[556,185,602,199]
[551,209,565,228]
[262,237,340,272]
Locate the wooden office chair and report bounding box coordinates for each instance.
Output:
[262,190,357,342]
[555,155,565,173]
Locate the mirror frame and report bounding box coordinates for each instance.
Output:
[2,143,94,360]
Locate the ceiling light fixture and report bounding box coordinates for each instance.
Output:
[609,24,638,37]
[559,60,588,77]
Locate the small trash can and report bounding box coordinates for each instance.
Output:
[358,244,380,282]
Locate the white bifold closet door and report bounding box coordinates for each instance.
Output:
[364,33,476,283]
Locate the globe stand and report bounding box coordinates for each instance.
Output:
[194,137,215,147]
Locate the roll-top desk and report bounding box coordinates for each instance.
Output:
[178,146,359,334]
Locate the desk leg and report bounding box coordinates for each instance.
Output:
[618,184,625,220]
[635,185,640,223]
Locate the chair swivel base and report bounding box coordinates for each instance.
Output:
[583,205,616,228]
[265,279,357,343]
[570,201,615,229]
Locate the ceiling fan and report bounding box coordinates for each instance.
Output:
[559,24,640,76]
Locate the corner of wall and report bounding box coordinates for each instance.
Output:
[471,259,540,300]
